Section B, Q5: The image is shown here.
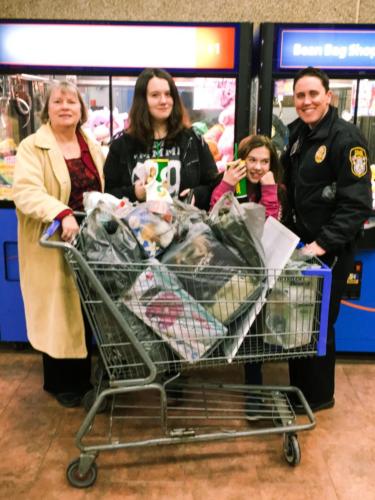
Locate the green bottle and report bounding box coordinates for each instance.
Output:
[235,177,247,200]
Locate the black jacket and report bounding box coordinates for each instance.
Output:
[281,105,372,253]
[104,128,219,211]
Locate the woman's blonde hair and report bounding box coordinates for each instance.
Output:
[41,80,88,126]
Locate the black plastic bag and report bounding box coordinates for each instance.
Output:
[79,205,143,297]
[208,191,266,269]
[161,218,261,324]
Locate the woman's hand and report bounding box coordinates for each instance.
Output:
[260,171,276,185]
[134,179,146,201]
[301,241,326,257]
[61,215,80,243]
[223,160,247,186]
[180,188,195,205]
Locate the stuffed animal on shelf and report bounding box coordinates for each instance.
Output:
[203,79,236,171]
[216,102,235,168]
[83,107,128,151]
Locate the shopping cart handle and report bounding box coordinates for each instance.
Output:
[40,219,66,249]
[40,212,86,248]
[42,219,61,240]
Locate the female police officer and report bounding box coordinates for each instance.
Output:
[281,67,372,412]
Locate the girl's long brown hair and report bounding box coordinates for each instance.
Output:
[238,134,282,184]
[127,68,190,148]
[238,134,288,217]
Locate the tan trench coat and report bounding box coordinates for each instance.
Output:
[12,123,104,358]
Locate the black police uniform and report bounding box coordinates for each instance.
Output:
[281,105,372,407]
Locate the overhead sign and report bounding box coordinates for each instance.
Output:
[277,28,375,70]
[0,21,237,71]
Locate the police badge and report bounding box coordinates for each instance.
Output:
[315,145,327,163]
[349,147,368,178]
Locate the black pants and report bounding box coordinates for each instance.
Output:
[43,309,93,395]
[288,245,355,404]
[244,362,263,385]
[243,312,264,386]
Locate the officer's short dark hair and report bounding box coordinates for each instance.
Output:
[293,67,330,92]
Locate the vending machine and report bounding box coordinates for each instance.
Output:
[0,19,253,342]
[254,22,375,352]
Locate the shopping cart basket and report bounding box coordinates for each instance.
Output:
[40,217,332,488]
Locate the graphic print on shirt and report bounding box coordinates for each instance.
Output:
[131,141,182,198]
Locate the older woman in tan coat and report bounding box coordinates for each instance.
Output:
[13,81,104,407]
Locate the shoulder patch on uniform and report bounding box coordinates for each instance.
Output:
[315,145,326,163]
[349,147,368,178]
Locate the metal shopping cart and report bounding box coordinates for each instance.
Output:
[41,217,331,489]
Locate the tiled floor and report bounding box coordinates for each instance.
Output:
[0,345,374,499]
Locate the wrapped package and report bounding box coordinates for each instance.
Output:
[121,261,227,362]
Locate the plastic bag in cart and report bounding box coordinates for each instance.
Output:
[160,220,260,324]
[100,303,178,378]
[123,201,176,258]
[83,191,122,214]
[76,208,177,374]
[208,191,266,269]
[121,261,227,363]
[262,260,321,350]
[79,205,143,296]
[160,194,267,324]
[207,193,267,321]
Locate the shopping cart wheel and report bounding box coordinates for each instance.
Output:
[66,458,97,488]
[82,389,108,414]
[283,434,301,466]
